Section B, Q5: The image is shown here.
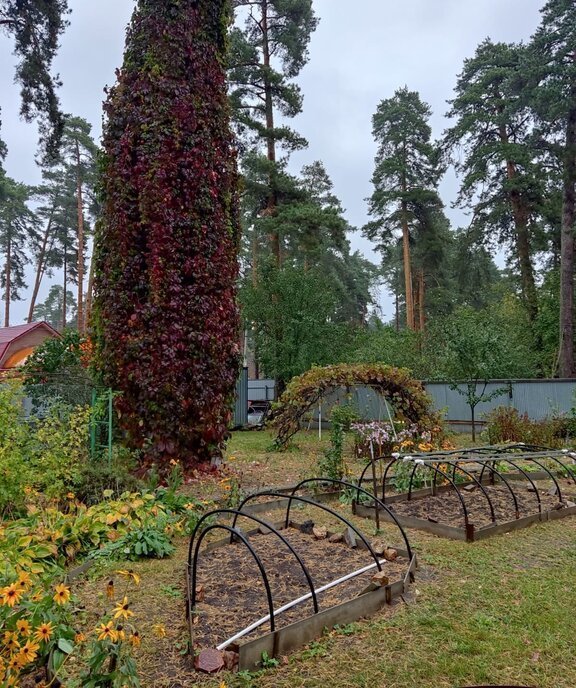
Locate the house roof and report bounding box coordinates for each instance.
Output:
[0,322,60,364]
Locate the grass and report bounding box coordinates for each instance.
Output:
[74,430,576,688]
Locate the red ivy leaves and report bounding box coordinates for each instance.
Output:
[93,0,240,469]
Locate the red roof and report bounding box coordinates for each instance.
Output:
[0,322,60,364]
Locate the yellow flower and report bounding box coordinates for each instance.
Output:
[7,653,22,670]
[34,622,54,643]
[113,596,133,620]
[1,584,23,607]
[31,590,44,603]
[17,571,32,590]
[53,583,71,606]
[128,631,141,648]
[115,625,126,641]
[152,623,166,638]
[106,580,115,601]
[17,640,40,665]
[66,492,75,499]
[74,632,87,643]
[96,623,118,642]
[16,619,31,637]
[115,569,140,585]
[3,631,20,652]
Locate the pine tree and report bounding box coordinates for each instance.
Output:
[33,284,76,329]
[94,0,240,469]
[0,0,69,156]
[57,116,98,332]
[364,87,443,330]
[229,0,318,265]
[29,116,98,329]
[0,177,38,326]
[444,40,542,325]
[529,0,576,377]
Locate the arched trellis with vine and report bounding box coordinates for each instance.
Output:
[271,363,441,449]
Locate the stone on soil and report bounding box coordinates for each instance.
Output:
[195,648,224,674]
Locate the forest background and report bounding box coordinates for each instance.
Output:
[1,0,572,392]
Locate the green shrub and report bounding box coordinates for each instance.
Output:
[484,406,574,448]
[74,447,142,506]
[0,381,33,517]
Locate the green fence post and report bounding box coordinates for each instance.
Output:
[108,389,113,465]
[90,388,97,461]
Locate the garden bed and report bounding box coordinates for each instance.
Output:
[353,478,576,541]
[187,519,415,671]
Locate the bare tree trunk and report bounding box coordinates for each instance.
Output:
[75,140,86,333]
[559,104,576,378]
[261,0,281,267]
[28,214,54,323]
[401,198,414,330]
[84,253,95,327]
[62,237,67,331]
[498,121,538,323]
[418,268,425,332]
[4,232,11,328]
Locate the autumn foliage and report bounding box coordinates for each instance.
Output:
[93,0,240,468]
[271,363,441,448]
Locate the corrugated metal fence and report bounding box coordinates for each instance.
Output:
[425,379,576,430]
[234,378,576,430]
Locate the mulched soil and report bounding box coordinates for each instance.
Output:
[386,479,576,529]
[191,526,408,651]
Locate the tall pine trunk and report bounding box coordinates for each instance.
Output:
[28,215,54,323]
[418,268,425,332]
[4,230,11,328]
[261,0,281,267]
[75,140,86,333]
[62,234,67,331]
[85,253,95,327]
[498,121,538,323]
[400,196,415,330]
[559,103,576,378]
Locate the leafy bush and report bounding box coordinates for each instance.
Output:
[98,523,175,561]
[484,406,575,448]
[21,328,94,411]
[0,382,95,515]
[0,382,33,517]
[74,448,142,506]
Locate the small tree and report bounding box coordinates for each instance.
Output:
[431,306,534,440]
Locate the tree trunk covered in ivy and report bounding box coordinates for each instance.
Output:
[93,0,240,469]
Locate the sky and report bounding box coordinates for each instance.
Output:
[0,0,545,324]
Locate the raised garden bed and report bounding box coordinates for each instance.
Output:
[353,446,576,541]
[186,482,416,672]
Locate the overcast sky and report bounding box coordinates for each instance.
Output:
[1,0,545,324]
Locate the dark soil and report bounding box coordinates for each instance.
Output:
[386,480,576,529]
[191,526,409,651]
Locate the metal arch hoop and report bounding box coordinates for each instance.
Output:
[189,524,276,633]
[525,457,563,502]
[287,477,413,560]
[187,509,319,614]
[234,491,383,571]
[456,460,521,519]
[434,461,497,523]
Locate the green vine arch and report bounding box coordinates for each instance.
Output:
[271,363,441,449]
